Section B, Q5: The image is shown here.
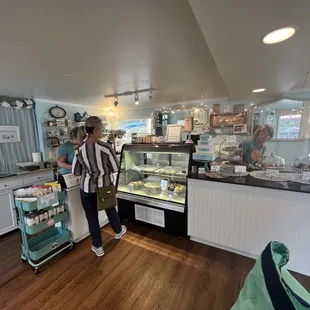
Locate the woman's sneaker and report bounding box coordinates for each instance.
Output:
[114,225,127,240]
[91,246,105,257]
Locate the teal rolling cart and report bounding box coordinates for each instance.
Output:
[15,191,73,274]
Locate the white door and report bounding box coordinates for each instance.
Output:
[0,190,17,235]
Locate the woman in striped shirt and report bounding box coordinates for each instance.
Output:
[72,116,126,257]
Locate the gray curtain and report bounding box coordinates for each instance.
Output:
[0,107,39,173]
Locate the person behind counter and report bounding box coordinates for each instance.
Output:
[72,116,126,257]
[242,124,274,164]
[57,126,86,175]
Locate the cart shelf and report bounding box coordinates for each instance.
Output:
[18,212,68,235]
[22,227,71,261]
[15,191,65,211]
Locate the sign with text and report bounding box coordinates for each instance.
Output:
[302,171,310,181]
[166,125,182,143]
[235,165,247,174]
[211,165,220,172]
[226,135,237,143]
[0,126,20,143]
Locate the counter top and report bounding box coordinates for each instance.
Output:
[188,173,310,194]
[0,168,54,182]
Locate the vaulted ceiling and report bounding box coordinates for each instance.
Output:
[0,0,309,108]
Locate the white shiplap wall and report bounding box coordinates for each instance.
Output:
[188,178,310,276]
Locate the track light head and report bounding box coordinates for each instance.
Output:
[149,91,153,101]
[114,97,119,107]
[134,93,139,105]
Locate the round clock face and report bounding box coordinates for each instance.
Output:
[49,106,66,119]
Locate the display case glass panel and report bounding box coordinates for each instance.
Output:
[117,144,192,206]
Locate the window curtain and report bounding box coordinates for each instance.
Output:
[0,106,39,173]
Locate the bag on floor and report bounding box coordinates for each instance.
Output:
[231,241,310,310]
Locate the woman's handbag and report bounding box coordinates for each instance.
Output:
[97,184,117,211]
[76,151,117,211]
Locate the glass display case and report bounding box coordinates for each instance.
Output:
[116,144,193,237]
[117,144,192,206]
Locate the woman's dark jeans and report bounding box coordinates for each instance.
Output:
[80,189,122,248]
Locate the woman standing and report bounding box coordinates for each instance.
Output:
[72,116,126,257]
[241,124,274,164]
[57,126,86,175]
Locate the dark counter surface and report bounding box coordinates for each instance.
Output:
[188,172,310,194]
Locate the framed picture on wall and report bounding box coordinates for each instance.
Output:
[213,104,220,114]
[233,104,244,113]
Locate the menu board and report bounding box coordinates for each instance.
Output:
[166,125,182,143]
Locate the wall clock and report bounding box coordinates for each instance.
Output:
[49,106,67,119]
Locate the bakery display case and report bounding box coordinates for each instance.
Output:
[116,144,193,236]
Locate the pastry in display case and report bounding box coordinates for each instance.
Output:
[116,144,193,237]
[218,137,243,163]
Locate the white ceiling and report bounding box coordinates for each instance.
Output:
[189,0,310,100]
[0,0,227,108]
[1,0,310,108]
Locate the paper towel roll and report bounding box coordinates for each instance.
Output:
[32,152,42,163]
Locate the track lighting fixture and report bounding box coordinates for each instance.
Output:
[134,93,139,105]
[104,87,161,106]
[149,91,153,101]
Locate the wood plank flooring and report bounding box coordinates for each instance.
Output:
[1,222,310,310]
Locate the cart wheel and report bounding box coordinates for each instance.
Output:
[70,244,74,251]
[21,258,27,263]
[33,268,39,274]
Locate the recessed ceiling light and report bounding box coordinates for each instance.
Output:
[252,88,266,93]
[263,26,298,44]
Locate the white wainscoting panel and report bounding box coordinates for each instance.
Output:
[188,179,310,276]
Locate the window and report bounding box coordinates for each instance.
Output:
[277,114,302,139]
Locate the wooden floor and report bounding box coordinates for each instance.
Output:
[1,223,310,310]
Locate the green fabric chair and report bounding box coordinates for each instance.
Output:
[232,241,310,310]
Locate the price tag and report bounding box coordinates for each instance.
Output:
[226,136,237,143]
[128,183,134,192]
[198,167,205,174]
[211,165,220,172]
[302,171,310,181]
[235,165,247,174]
[161,179,168,191]
[266,169,279,178]
[42,192,54,202]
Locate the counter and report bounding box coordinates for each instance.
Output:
[190,171,310,194]
[187,175,310,276]
[65,185,108,242]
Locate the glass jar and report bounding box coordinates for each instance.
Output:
[293,155,310,172]
[260,153,285,169]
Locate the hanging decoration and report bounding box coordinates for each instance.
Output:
[0,97,35,109]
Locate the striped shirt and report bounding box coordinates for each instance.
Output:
[72,141,119,193]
